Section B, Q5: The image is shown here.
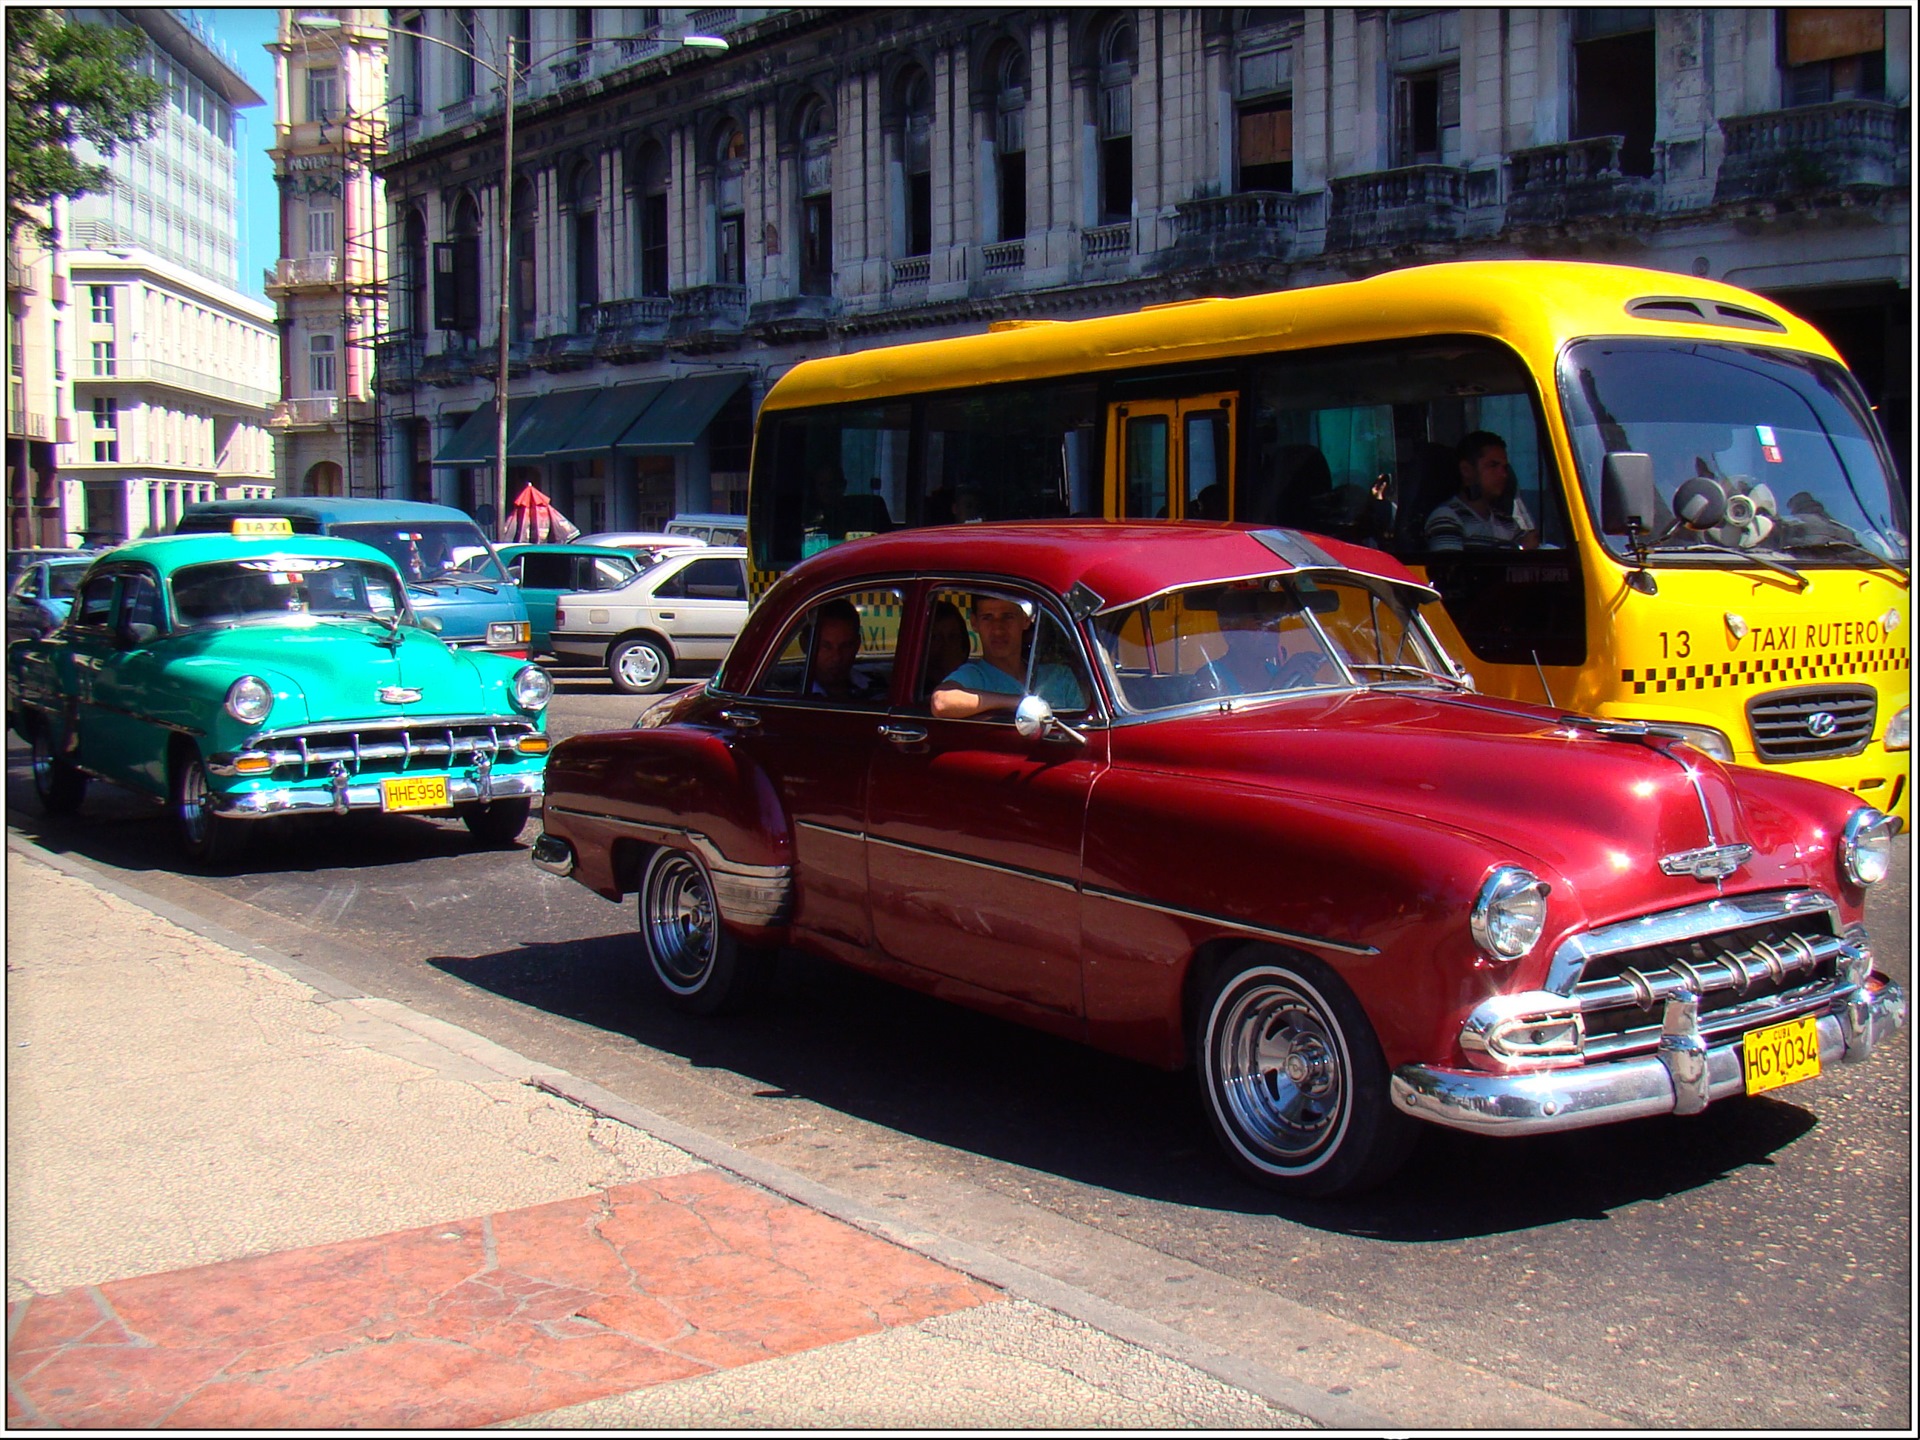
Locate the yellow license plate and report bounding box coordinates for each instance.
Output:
[1742,1015,1821,1096]
[381,775,449,813]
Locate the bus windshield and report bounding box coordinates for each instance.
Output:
[1560,340,1908,568]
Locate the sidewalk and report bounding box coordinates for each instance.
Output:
[4,840,1314,1429]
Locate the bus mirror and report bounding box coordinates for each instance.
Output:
[1600,453,1657,536]
[1670,475,1729,532]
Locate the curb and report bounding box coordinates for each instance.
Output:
[5,833,1386,1429]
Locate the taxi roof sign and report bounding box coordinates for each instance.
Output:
[232,517,295,537]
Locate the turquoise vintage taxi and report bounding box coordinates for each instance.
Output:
[5,526,552,865]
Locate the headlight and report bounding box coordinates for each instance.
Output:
[1885,706,1909,752]
[224,675,273,724]
[1841,807,1894,887]
[1470,866,1550,961]
[512,664,553,712]
[1646,721,1734,762]
[488,621,532,649]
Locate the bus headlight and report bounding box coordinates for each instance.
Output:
[1647,721,1734,762]
[1471,866,1550,961]
[1841,808,1895,887]
[512,664,553,713]
[224,675,274,724]
[1885,706,1909,752]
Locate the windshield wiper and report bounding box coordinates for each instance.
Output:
[1781,539,1910,585]
[1645,540,1807,589]
[1346,663,1469,688]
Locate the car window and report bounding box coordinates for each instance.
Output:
[754,588,903,703]
[47,564,87,600]
[330,521,504,582]
[116,573,164,643]
[519,552,576,590]
[919,586,1092,715]
[586,556,635,590]
[658,557,746,601]
[8,569,36,601]
[73,573,116,630]
[170,558,405,626]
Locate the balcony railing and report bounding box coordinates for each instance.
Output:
[268,255,339,288]
[76,357,276,411]
[6,257,35,292]
[1716,100,1908,202]
[981,240,1025,275]
[1082,222,1132,260]
[269,397,339,427]
[890,256,930,286]
[7,409,53,441]
[1326,165,1466,250]
[666,284,750,354]
[374,337,424,390]
[1171,191,1300,262]
[1506,136,1656,226]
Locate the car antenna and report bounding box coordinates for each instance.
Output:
[1531,650,1555,708]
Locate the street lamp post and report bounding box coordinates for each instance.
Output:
[294,14,726,532]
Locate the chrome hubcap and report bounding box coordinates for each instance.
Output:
[643,853,716,991]
[178,762,213,845]
[1215,977,1347,1167]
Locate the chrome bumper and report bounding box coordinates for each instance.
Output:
[212,768,543,819]
[1391,976,1907,1137]
[530,832,575,876]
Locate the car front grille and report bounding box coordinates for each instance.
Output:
[249,717,541,778]
[1747,685,1876,761]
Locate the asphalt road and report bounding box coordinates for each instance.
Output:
[6,675,1910,1429]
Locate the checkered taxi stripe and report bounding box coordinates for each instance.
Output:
[1621,644,1909,695]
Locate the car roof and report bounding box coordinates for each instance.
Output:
[668,514,747,526]
[783,522,1422,610]
[577,531,702,546]
[178,497,482,524]
[498,542,639,557]
[71,532,401,575]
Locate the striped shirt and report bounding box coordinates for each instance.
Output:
[1424,494,1536,551]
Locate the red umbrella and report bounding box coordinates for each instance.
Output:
[502,484,580,544]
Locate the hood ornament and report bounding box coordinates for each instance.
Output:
[378,686,423,704]
[1659,843,1754,881]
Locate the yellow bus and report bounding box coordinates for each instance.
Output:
[747,260,1909,825]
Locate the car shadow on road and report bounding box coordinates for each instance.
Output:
[428,934,1822,1243]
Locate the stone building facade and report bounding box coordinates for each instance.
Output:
[369,7,1910,535]
[266,8,390,500]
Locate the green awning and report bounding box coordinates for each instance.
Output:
[546,381,672,460]
[506,389,605,460]
[433,397,538,466]
[615,371,750,453]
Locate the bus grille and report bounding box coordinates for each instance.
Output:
[1747,685,1876,761]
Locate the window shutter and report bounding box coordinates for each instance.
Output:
[454,235,481,332]
[433,241,459,329]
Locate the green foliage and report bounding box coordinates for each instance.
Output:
[6,13,165,241]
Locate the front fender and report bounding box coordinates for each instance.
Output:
[541,724,794,923]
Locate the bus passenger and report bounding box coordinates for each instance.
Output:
[1424,431,1539,551]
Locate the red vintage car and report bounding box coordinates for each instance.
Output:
[534,523,1905,1196]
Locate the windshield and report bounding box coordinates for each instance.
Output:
[46,562,89,599]
[170,557,408,628]
[330,521,506,583]
[1561,340,1908,566]
[1091,574,1459,714]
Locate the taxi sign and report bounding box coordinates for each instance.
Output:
[232,517,295,537]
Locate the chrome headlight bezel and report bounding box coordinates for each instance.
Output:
[224,674,274,725]
[1841,807,1894,888]
[512,663,553,713]
[1885,705,1909,753]
[1470,865,1551,961]
[1645,721,1734,762]
[488,620,532,649]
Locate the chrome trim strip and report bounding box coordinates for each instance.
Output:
[1544,889,1837,994]
[1082,885,1380,957]
[531,833,575,877]
[797,820,864,842]
[210,769,544,817]
[866,834,1079,893]
[250,714,538,742]
[1392,976,1904,1137]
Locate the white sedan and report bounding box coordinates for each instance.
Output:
[548,546,750,693]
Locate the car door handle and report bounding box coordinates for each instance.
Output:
[878,723,928,745]
[657,611,676,620]
[719,708,760,729]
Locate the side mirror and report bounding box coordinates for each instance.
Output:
[117,620,159,647]
[1670,475,1729,532]
[416,614,444,634]
[1599,453,1658,536]
[1014,694,1088,745]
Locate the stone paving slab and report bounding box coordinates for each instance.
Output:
[6,1172,998,1429]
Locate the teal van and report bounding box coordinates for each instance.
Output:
[175,498,531,656]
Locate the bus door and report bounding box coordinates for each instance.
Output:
[1107,394,1236,520]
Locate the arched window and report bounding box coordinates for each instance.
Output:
[1098,19,1136,222]
[899,68,933,256]
[510,179,536,341]
[436,192,482,335]
[797,96,834,295]
[570,160,600,330]
[402,207,428,338]
[991,43,1028,242]
[305,460,344,497]
[631,141,670,298]
[715,122,747,285]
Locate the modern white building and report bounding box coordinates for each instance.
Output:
[266,7,389,499]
